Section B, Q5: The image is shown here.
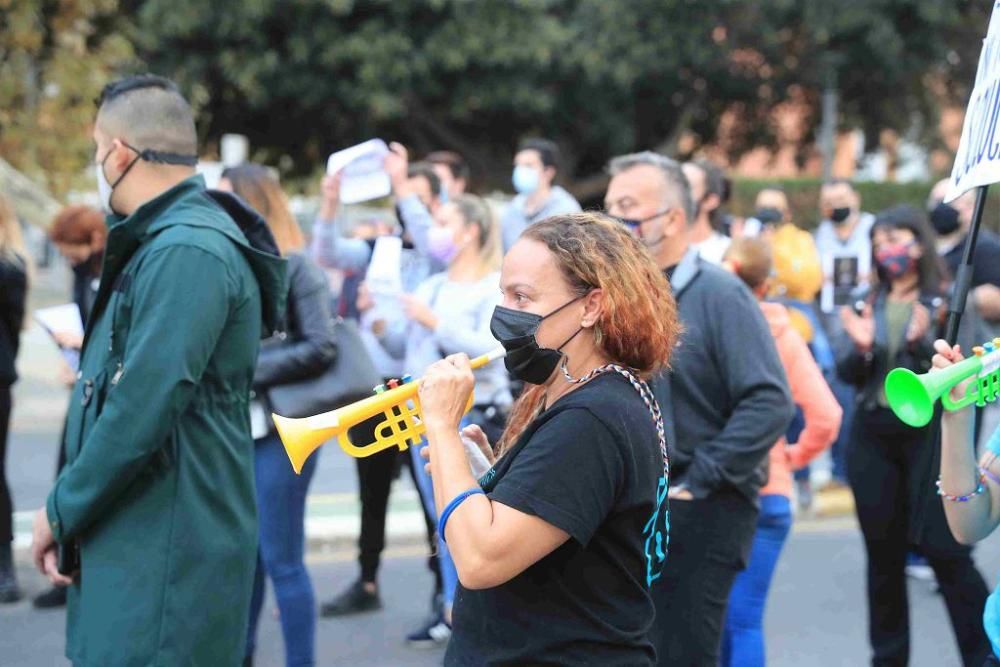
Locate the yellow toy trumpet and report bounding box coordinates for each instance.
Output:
[273,347,506,473]
[885,339,1000,428]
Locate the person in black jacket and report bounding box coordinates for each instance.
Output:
[220,165,337,667]
[0,194,28,604]
[605,152,794,666]
[836,205,990,666]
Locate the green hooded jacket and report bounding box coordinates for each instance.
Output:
[46,176,287,666]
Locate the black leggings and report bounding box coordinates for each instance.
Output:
[348,414,440,592]
[849,406,991,667]
[0,384,12,544]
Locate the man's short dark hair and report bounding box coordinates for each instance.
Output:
[96,74,198,161]
[607,151,695,225]
[688,159,727,227]
[518,138,561,172]
[425,151,470,183]
[408,162,442,198]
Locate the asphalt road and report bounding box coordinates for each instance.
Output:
[4,522,999,666]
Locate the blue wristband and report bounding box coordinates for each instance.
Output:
[437,487,485,544]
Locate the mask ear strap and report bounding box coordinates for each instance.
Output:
[556,326,584,353]
[110,153,142,190]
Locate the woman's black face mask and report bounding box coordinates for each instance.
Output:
[489,296,585,385]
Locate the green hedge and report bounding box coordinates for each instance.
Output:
[730,179,1000,232]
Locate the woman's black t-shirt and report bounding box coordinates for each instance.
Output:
[445,371,670,667]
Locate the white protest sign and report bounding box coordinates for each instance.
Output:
[365,235,404,325]
[946,2,1000,202]
[327,139,392,204]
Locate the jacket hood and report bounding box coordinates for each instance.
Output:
[200,189,287,335]
[759,301,790,338]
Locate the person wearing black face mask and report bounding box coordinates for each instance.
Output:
[416,213,678,666]
[928,178,1000,456]
[928,178,1000,319]
[814,179,878,490]
[682,159,731,264]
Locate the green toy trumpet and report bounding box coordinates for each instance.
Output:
[885,340,1000,428]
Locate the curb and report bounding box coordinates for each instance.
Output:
[15,487,859,556]
[13,489,429,555]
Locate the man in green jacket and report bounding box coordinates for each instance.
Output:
[30,75,287,666]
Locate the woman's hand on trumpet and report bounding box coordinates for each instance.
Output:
[931,339,970,407]
[419,353,475,434]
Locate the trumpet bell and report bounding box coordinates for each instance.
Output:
[273,413,341,474]
[884,368,936,428]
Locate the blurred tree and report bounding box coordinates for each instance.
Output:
[12,0,992,196]
[0,0,134,198]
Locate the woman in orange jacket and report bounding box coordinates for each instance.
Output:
[721,237,843,667]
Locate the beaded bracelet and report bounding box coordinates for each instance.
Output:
[437,487,485,544]
[936,473,987,502]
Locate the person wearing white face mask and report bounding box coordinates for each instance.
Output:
[501,138,581,251]
[362,193,511,647]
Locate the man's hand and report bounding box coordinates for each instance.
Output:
[31,507,73,587]
[973,283,1000,321]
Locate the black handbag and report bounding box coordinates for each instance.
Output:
[266,317,381,419]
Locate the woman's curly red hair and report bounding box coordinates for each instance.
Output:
[497,212,680,453]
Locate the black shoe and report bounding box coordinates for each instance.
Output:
[0,545,21,604]
[405,613,452,649]
[33,586,67,609]
[320,579,381,617]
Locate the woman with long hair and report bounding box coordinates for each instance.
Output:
[219,165,337,667]
[417,212,678,664]
[836,205,991,666]
[0,194,29,603]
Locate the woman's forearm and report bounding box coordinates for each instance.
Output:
[940,409,997,544]
[426,424,496,575]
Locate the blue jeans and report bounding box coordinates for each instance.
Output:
[721,494,793,667]
[246,432,319,667]
[409,428,462,611]
[828,377,854,482]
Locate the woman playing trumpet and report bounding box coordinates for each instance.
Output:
[417,213,678,665]
[362,193,511,645]
[935,339,1000,664]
